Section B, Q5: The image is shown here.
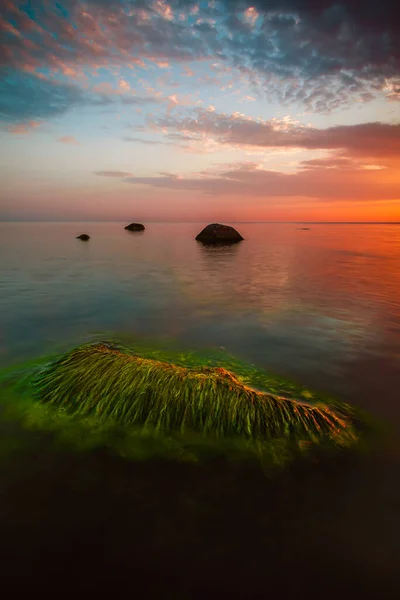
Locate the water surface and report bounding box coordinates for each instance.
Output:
[1,221,399,421]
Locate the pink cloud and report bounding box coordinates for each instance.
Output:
[7,121,41,134]
[1,2,182,78]
[92,82,117,95]
[118,78,131,91]
[243,7,259,27]
[152,1,174,22]
[153,59,170,68]
[183,66,194,77]
[167,94,179,111]
[0,16,21,37]
[57,136,81,145]
[21,62,48,79]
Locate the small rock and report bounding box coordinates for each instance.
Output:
[76,234,90,240]
[125,223,145,231]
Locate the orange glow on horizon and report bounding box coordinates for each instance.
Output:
[240,199,400,223]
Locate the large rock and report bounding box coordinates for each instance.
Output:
[195,223,244,244]
[76,234,90,241]
[125,223,145,231]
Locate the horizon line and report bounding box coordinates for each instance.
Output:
[1,220,400,225]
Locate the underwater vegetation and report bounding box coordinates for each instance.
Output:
[31,343,357,446]
[0,338,374,469]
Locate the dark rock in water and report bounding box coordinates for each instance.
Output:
[76,234,90,240]
[125,223,145,231]
[298,227,310,230]
[195,223,244,244]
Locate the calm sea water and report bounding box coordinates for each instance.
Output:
[1,221,400,594]
[1,221,400,422]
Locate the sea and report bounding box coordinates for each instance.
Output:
[1,221,400,597]
[1,221,399,422]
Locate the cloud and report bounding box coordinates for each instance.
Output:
[122,158,400,201]
[243,6,259,27]
[153,59,170,68]
[183,66,194,77]
[57,135,80,145]
[152,108,400,158]
[95,170,132,177]
[299,156,387,171]
[6,120,41,134]
[118,78,130,91]
[123,136,162,144]
[214,0,400,110]
[167,94,179,111]
[152,1,174,22]
[0,0,210,74]
[217,160,262,171]
[121,95,164,105]
[0,0,398,114]
[362,164,387,171]
[383,77,400,101]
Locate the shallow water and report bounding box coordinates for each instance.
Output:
[1,221,399,421]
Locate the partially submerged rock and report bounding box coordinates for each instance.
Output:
[195,223,244,244]
[76,234,90,241]
[125,223,145,232]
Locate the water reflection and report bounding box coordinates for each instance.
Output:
[197,238,242,272]
[125,230,145,236]
[197,240,243,254]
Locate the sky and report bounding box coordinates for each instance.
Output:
[0,0,399,222]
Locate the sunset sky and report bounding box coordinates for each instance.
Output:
[0,0,399,222]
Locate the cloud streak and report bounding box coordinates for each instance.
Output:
[95,170,133,177]
[122,159,399,201]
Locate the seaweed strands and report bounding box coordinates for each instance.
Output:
[32,344,357,447]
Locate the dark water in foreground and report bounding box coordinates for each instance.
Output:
[1,221,400,420]
[1,222,400,597]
